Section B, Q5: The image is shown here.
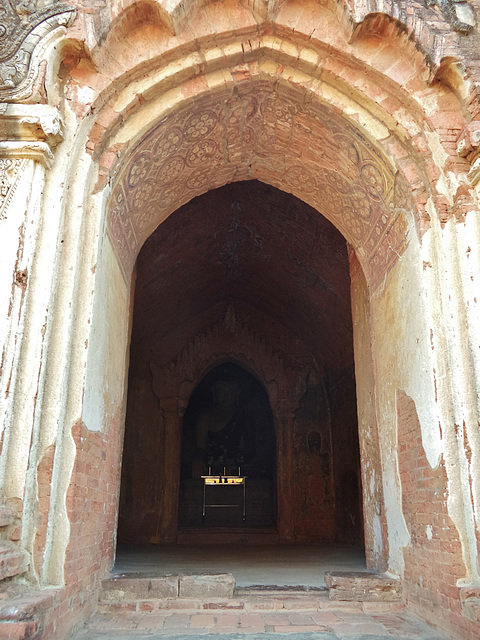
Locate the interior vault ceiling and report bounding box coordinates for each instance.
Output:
[130,181,354,372]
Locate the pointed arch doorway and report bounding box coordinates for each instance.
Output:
[116,180,364,559]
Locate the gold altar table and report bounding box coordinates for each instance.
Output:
[201,470,246,522]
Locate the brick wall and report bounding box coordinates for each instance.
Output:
[47,418,123,638]
[397,390,479,640]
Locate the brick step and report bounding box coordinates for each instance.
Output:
[0,542,29,581]
[99,574,406,615]
[0,584,60,640]
[97,594,406,615]
[325,571,403,602]
[0,620,41,639]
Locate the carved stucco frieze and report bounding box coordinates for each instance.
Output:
[150,305,306,414]
[0,104,63,219]
[0,0,76,102]
[425,0,476,34]
[107,85,406,290]
[0,103,63,165]
[0,157,25,219]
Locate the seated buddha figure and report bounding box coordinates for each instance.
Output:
[192,379,249,477]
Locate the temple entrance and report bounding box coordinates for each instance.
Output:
[117,180,363,552]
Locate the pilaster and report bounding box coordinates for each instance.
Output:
[0,104,63,511]
[156,397,184,543]
[275,406,295,541]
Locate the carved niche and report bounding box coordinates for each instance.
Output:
[149,305,308,416]
[0,0,76,102]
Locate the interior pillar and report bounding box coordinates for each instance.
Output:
[157,398,183,543]
[276,408,295,541]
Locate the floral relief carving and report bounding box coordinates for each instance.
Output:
[107,84,408,288]
[152,128,183,163]
[185,139,217,167]
[184,110,218,141]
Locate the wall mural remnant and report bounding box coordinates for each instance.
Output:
[293,370,335,540]
[0,0,75,101]
[107,83,408,289]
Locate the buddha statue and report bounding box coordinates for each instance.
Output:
[192,378,249,477]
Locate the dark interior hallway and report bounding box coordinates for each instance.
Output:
[118,181,363,550]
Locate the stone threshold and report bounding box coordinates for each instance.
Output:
[238,584,327,594]
[99,570,404,612]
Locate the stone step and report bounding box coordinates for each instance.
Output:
[324,571,402,602]
[100,573,235,603]
[99,577,406,615]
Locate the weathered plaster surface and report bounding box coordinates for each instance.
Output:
[0,161,43,498]
[423,208,480,585]
[369,222,440,575]
[27,114,101,584]
[82,236,130,433]
[368,204,480,585]
[351,257,387,571]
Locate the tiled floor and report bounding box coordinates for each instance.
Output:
[72,606,450,639]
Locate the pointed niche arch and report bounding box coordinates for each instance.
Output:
[150,305,305,416]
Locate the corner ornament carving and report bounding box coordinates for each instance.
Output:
[0,0,76,101]
[425,0,476,34]
[0,157,24,220]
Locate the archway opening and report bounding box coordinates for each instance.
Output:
[179,361,276,529]
[117,180,363,558]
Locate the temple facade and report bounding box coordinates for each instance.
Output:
[0,0,480,638]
